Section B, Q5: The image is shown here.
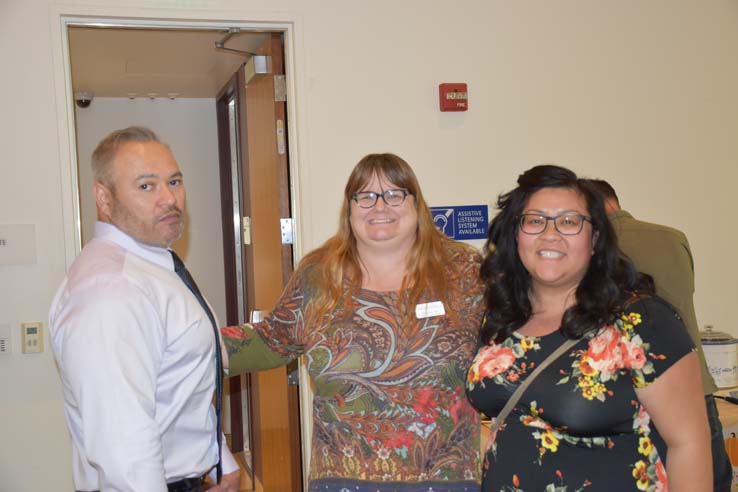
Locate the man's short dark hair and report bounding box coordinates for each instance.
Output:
[588,179,620,205]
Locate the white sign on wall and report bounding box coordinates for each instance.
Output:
[0,224,37,266]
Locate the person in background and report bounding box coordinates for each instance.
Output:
[49,127,240,492]
[467,165,711,492]
[222,153,485,492]
[589,178,732,492]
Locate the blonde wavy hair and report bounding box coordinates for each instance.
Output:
[300,153,453,325]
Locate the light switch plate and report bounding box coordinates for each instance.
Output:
[21,322,43,354]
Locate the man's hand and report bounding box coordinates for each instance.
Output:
[204,470,241,492]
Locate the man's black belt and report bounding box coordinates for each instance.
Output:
[166,475,205,492]
[76,475,205,492]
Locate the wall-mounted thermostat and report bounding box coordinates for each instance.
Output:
[21,322,43,354]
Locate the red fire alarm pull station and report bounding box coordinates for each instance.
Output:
[439,83,468,112]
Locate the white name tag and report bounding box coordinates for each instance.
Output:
[415,301,446,319]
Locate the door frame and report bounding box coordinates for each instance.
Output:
[49,6,312,488]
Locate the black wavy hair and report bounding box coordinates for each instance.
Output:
[479,164,653,345]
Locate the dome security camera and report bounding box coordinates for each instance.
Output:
[74,91,94,108]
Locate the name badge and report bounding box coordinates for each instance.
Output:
[415,301,446,319]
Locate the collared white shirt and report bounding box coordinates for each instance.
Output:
[49,222,237,492]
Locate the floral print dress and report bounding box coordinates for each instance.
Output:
[223,241,485,492]
[466,297,695,492]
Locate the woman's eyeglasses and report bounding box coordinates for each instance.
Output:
[351,189,411,208]
[518,213,591,235]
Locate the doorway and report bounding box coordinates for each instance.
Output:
[64,19,303,492]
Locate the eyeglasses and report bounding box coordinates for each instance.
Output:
[351,189,411,208]
[518,213,592,235]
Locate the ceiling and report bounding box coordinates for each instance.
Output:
[69,26,269,98]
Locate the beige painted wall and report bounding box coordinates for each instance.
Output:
[1,0,737,490]
[74,97,227,325]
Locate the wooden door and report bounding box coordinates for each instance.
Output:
[215,32,301,492]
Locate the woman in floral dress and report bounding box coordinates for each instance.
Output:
[467,165,710,492]
[222,154,484,492]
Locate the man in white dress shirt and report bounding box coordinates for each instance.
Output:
[49,127,240,492]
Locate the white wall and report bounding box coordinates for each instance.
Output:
[74,97,227,324]
[2,0,738,490]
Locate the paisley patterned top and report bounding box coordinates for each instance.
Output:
[223,241,485,492]
[466,297,695,492]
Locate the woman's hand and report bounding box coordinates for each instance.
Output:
[204,470,241,491]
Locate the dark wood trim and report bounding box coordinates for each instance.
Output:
[272,33,302,490]
[271,33,295,287]
[215,74,245,453]
[287,360,303,491]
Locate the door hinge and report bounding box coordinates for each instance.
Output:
[276,119,286,155]
[249,310,268,323]
[274,75,287,102]
[287,364,299,386]
[280,218,294,245]
[243,216,252,245]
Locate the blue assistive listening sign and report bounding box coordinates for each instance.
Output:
[430,205,489,240]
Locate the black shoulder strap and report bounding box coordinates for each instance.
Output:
[490,337,580,435]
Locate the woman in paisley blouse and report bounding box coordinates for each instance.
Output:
[467,165,710,492]
[222,154,485,492]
